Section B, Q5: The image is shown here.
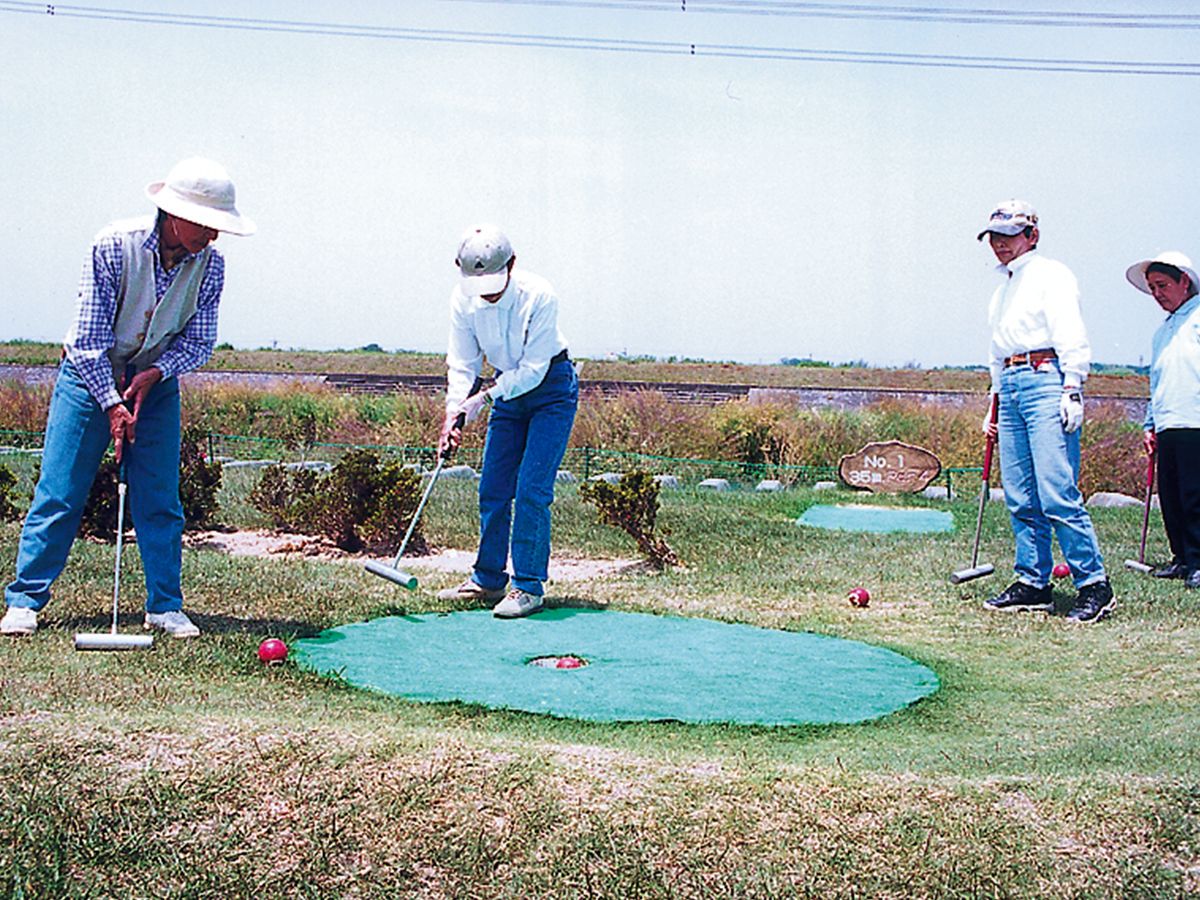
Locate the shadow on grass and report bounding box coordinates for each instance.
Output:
[388,593,611,617]
[59,611,325,639]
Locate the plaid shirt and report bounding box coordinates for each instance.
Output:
[65,217,225,410]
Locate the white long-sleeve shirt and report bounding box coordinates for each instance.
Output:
[987,250,1090,392]
[445,268,569,410]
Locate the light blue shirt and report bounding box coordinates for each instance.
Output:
[1145,293,1200,432]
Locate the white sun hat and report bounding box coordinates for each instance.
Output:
[1125,251,1199,295]
[456,224,514,297]
[145,157,256,236]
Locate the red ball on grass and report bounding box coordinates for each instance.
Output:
[258,638,288,665]
[1053,563,1070,579]
[848,587,870,608]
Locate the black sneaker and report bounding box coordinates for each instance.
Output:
[984,581,1053,612]
[1067,580,1115,624]
[1153,559,1188,579]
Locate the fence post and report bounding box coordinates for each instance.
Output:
[584,446,592,481]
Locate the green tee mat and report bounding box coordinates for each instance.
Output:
[292,609,939,725]
[797,504,954,534]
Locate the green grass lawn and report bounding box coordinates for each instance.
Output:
[1,478,1198,899]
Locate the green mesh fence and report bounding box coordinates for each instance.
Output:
[561,447,839,489]
[0,430,45,451]
[1,429,982,496]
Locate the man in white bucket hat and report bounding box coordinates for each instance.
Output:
[976,199,1114,624]
[1126,252,1200,587]
[2,158,255,638]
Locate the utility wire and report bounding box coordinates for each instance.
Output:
[457,0,1200,29]
[2,1,1197,75]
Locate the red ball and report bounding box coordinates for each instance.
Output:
[848,587,870,608]
[258,638,288,664]
[556,656,585,669]
[1052,563,1070,579]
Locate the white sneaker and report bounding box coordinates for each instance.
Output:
[144,610,200,638]
[1,606,37,635]
[492,589,544,619]
[436,579,508,603]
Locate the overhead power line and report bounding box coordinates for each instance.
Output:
[458,0,1200,30]
[2,1,1198,76]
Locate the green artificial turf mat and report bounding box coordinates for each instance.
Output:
[797,503,954,533]
[292,609,939,725]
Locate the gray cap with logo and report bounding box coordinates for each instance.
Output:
[456,224,514,297]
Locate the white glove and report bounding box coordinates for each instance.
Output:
[457,390,491,425]
[1060,390,1084,433]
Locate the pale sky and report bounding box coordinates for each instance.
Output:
[2,0,1197,368]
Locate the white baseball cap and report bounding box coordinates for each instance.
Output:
[1125,251,1199,295]
[145,157,255,236]
[977,199,1038,241]
[456,224,514,297]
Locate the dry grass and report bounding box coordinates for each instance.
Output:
[1,340,1151,396]
[1,471,1199,898]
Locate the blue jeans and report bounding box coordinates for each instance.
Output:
[997,360,1106,589]
[5,361,186,614]
[473,358,578,596]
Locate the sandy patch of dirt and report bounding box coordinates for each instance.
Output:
[184,528,643,582]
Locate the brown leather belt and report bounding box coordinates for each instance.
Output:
[1004,348,1057,368]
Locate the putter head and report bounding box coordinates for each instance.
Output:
[1123,559,1153,574]
[363,559,418,590]
[74,632,154,651]
[950,563,995,585]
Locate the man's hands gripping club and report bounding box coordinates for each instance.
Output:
[107,367,162,463]
[438,378,488,457]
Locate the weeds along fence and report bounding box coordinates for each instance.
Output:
[2,429,980,496]
[176,433,982,496]
[205,435,854,490]
[0,381,1146,497]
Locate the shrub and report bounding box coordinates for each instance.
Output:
[78,457,122,540]
[179,426,223,531]
[579,471,679,570]
[710,400,789,466]
[372,392,451,452]
[249,449,426,553]
[247,464,318,530]
[0,464,20,522]
[78,433,226,541]
[569,389,720,459]
[182,381,455,456]
[0,380,52,433]
[1078,401,1146,497]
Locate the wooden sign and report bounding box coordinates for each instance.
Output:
[838,441,942,494]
